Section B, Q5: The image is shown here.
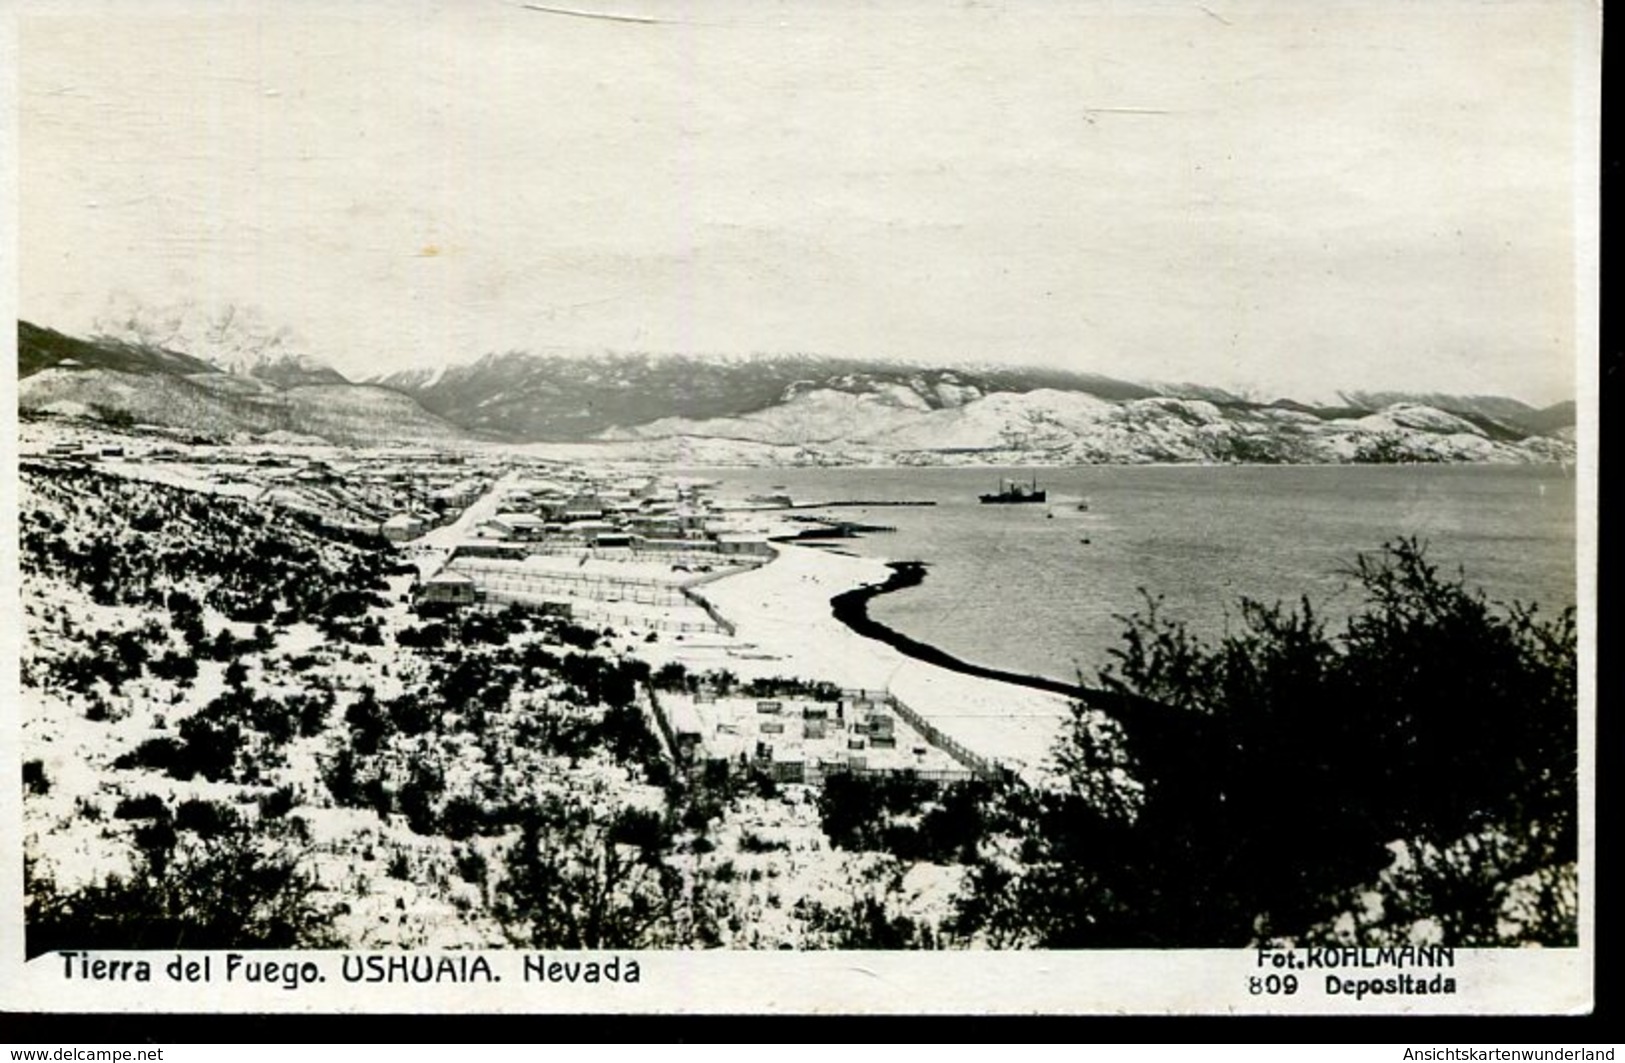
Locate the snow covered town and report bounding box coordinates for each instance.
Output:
[20,418,1052,952]
[19,412,1577,956]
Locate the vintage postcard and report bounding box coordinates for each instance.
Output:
[0,0,1598,1015]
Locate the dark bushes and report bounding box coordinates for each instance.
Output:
[23,760,50,795]
[27,816,331,956]
[954,539,1579,948]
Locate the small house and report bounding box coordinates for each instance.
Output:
[294,461,339,484]
[382,513,425,542]
[485,513,548,541]
[563,519,615,542]
[418,570,478,606]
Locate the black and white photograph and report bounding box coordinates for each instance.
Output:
[2,0,1597,1014]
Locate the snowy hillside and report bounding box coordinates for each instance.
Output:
[19,322,468,446]
[377,351,1163,441]
[20,461,972,951]
[18,365,467,447]
[596,386,1573,466]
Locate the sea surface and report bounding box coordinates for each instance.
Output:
[695,465,1579,685]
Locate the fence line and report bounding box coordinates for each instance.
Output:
[450,556,735,634]
[671,555,769,638]
[640,685,681,765]
[813,763,977,785]
[451,560,692,602]
[691,757,978,786]
[465,540,770,568]
[679,586,737,636]
[840,687,1004,781]
[477,587,728,634]
[885,695,1004,781]
[680,554,773,588]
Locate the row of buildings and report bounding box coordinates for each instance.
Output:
[468,477,774,558]
[237,457,493,541]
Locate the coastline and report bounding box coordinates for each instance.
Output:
[636,462,1572,779]
[828,560,1097,702]
[821,557,1205,753]
[686,543,1079,779]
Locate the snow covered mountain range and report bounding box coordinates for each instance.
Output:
[91,300,352,388]
[589,385,1573,466]
[375,348,1574,465]
[18,318,1575,464]
[18,321,463,446]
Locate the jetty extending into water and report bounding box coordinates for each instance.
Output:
[773,515,897,542]
[789,499,937,509]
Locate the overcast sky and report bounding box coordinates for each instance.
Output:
[17,0,1594,403]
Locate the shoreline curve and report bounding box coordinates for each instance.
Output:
[826,559,1199,739]
[827,560,1098,701]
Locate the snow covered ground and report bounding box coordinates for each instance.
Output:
[695,545,1075,779]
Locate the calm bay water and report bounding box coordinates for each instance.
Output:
[698,465,1578,685]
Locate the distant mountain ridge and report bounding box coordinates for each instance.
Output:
[18,321,464,446]
[593,387,1574,466]
[376,347,1574,445]
[18,319,1576,464]
[374,351,1176,441]
[90,300,352,387]
[18,320,219,378]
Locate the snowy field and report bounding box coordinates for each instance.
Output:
[697,544,1075,778]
